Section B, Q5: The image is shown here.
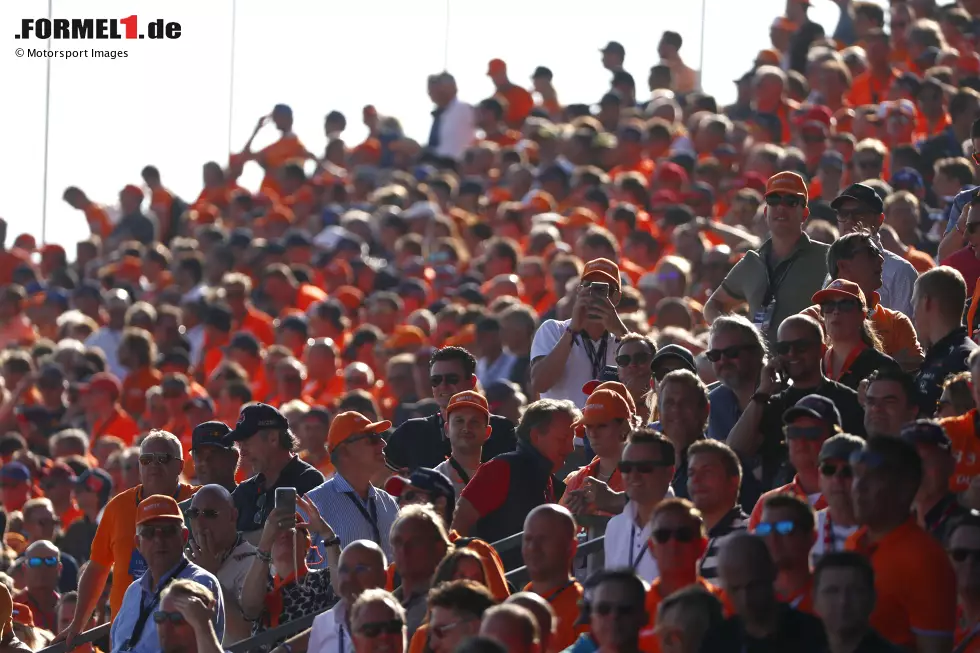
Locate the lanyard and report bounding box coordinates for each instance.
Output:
[544,579,575,604]
[762,243,799,307]
[628,524,648,569]
[344,492,381,545]
[122,559,189,651]
[448,457,471,485]
[823,344,866,381]
[580,333,609,381]
[338,624,345,653]
[822,513,836,554]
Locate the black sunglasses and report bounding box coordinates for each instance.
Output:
[618,460,671,474]
[820,299,862,315]
[593,602,637,617]
[783,425,827,440]
[950,548,980,563]
[651,527,697,544]
[138,524,181,539]
[430,374,462,388]
[705,344,756,363]
[139,453,178,466]
[357,619,404,637]
[765,194,805,208]
[775,339,817,356]
[616,352,653,368]
[820,462,853,478]
[186,508,220,520]
[153,611,186,624]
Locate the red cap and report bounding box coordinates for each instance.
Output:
[487,59,507,76]
[742,173,768,195]
[650,189,680,205]
[79,372,122,400]
[136,495,184,526]
[581,258,622,290]
[765,171,808,200]
[811,279,867,308]
[11,603,33,627]
[658,162,689,186]
[121,184,144,200]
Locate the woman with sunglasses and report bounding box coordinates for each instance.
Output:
[811,280,900,391]
[614,334,657,424]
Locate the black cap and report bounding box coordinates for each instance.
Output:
[651,344,697,375]
[600,41,625,56]
[818,434,865,463]
[532,66,553,80]
[900,419,951,451]
[600,91,623,107]
[229,228,253,249]
[158,348,191,369]
[226,403,289,442]
[191,421,235,451]
[185,396,216,414]
[37,364,66,389]
[782,394,842,429]
[76,468,112,507]
[204,304,233,332]
[73,280,102,300]
[226,332,262,357]
[830,183,884,214]
[278,315,309,334]
[408,468,456,505]
[282,230,314,249]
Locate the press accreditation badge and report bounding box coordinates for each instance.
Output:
[753,303,776,334]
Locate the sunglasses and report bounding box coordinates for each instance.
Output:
[783,425,827,440]
[755,520,797,536]
[138,524,181,539]
[153,611,186,624]
[430,374,462,388]
[950,548,980,563]
[775,339,816,356]
[765,194,805,208]
[429,618,474,639]
[139,453,178,466]
[618,460,671,474]
[27,556,58,568]
[186,508,220,520]
[615,352,653,368]
[593,602,637,617]
[820,299,862,315]
[820,462,853,478]
[357,619,404,638]
[705,344,756,363]
[652,527,697,544]
[344,433,386,447]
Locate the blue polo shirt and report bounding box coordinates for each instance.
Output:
[304,472,400,561]
[109,558,224,653]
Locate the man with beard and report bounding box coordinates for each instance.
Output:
[704,316,766,441]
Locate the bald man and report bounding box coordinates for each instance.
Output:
[480,603,541,653]
[505,592,556,653]
[282,540,389,653]
[521,505,583,650]
[185,484,257,644]
[16,540,61,632]
[700,533,827,652]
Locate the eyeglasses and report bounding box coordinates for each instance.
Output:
[775,339,816,356]
[950,548,980,563]
[186,508,220,520]
[705,344,756,363]
[138,524,181,539]
[783,425,828,440]
[820,299,862,315]
[820,462,853,478]
[651,527,697,544]
[27,556,58,568]
[430,374,462,388]
[615,352,653,368]
[618,460,671,474]
[755,520,798,536]
[153,611,186,624]
[765,194,805,208]
[593,602,637,617]
[357,619,404,637]
[343,433,386,447]
[429,618,474,639]
[139,453,178,466]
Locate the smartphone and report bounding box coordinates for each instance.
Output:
[275,487,297,516]
[589,282,610,298]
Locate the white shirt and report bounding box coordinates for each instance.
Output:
[216,538,256,604]
[530,319,618,409]
[878,247,918,318]
[810,508,858,565]
[476,351,517,387]
[433,458,476,498]
[309,601,353,653]
[604,501,661,583]
[85,328,125,379]
[432,98,476,161]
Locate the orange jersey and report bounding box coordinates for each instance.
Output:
[237,307,277,346]
[91,406,141,446]
[84,204,113,239]
[120,366,162,419]
[639,578,729,653]
[940,409,980,492]
[257,134,307,196]
[748,476,827,530]
[524,580,586,651]
[847,68,899,106]
[497,85,534,127]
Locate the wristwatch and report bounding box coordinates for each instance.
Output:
[751,392,771,404]
[323,536,341,549]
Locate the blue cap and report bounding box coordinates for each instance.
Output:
[891,167,925,191]
[783,394,842,429]
[0,462,30,484]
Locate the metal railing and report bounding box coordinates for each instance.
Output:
[39,530,607,653]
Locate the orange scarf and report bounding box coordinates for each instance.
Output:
[263,565,309,628]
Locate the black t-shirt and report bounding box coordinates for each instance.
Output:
[834,348,901,392]
[384,412,516,471]
[699,604,827,653]
[232,456,325,533]
[916,327,977,417]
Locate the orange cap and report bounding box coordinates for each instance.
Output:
[581,258,622,290]
[444,323,477,347]
[764,171,808,199]
[487,58,507,76]
[575,389,633,426]
[121,184,144,200]
[135,494,184,525]
[447,390,490,418]
[523,190,556,214]
[755,49,782,66]
[558,208,599,228]
[327,411,391,453]
[332,285,364,312]
[590,380,638,416]
[384,325,427,351]
[811,278,867,308]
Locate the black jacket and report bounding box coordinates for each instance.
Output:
[384,412,517,471]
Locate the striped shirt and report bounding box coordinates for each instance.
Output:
[698,505,748,582]
[304,472,400,561]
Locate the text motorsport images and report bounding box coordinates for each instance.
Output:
[13,16,181,60]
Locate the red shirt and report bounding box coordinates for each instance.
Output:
[460,458,554,517]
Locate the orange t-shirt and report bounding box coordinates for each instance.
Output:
[90,483,198,617]
[408,624,428,653]
[120,367,162,419]
[904,246,936,274]
[84,204,113,239]
[748,476,826,530]
[800,298,922,367]
[847,68,899,106]
[239,307,277,347]
[294,284,328,313]
[524,580,585,651]
[940,409,980,492]
[92,406,141,446]
[639,577,729,653]
[303,376,345,407]
[497,85,534,127]
[299,451,335,479]
[59,501,84,530]
[845,519,957,648]
[0,315,36,350]
[257,134,307,196]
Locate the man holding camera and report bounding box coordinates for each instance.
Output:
[529,258,628,410]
